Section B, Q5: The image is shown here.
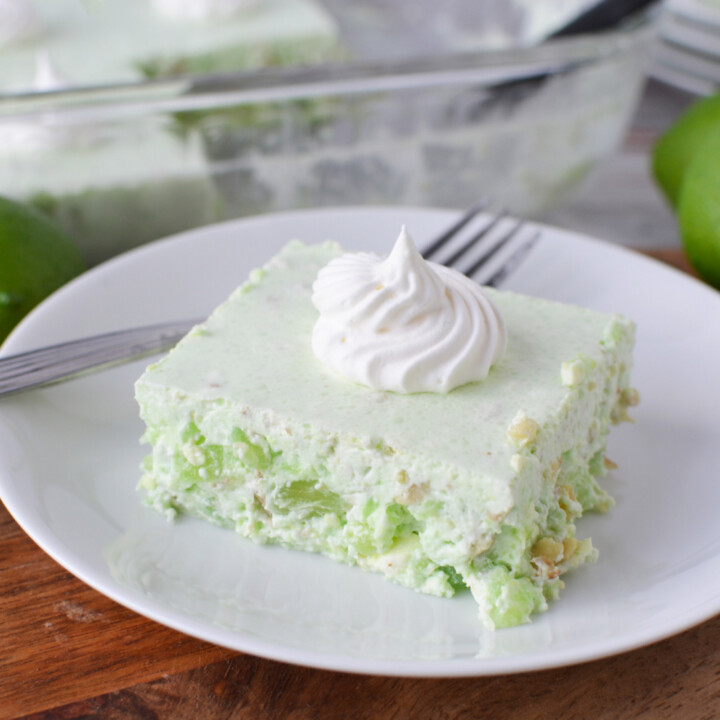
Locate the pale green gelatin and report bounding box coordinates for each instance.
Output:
[136,240,636,629]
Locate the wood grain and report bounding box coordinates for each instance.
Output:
[640,248,698,278]
[2,248,715,720]
[19,613,720,720]
[0,502,237,719]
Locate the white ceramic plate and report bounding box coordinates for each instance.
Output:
[2,207,720,677]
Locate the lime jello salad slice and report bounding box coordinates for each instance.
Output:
[135,227,637,629]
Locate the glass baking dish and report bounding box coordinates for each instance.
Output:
[0,2,657,265]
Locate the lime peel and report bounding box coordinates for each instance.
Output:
[0,195,85,343]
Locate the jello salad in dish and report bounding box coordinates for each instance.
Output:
[135,226,638,629]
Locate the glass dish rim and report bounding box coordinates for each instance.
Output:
[0,14,657,122]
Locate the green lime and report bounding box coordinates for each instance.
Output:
[652,92,720,208]
[0,195,85,343]
[677,126,720,289]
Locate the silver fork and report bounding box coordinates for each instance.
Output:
[0,207,539,397]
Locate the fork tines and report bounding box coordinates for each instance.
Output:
[422,204,540,288]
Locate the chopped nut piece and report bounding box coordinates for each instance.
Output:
[562,354,597,387]
[603,456,618,470]
[532,537,564,563]
[510,453,530,472]
[468,537,493,559]
[182,443,206,466]
[611,405,634,425]
[506,411,540,447]
[543,457,562,484]
[556,483,577,505]
[395,481,428,506]
[622,388,640,407]
[561,361,585,387]
[531,556,561,580]
[562,537,579,559]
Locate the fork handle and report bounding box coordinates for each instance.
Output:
[0,320,198,397]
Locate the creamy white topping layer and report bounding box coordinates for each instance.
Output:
[311,226,507,394]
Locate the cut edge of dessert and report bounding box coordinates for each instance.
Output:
[135,229,638,630]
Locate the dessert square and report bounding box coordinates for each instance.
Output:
[135,239,636,628]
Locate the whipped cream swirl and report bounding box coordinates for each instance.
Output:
[311,226,507,394]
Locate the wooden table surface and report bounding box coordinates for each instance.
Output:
[2,247,718,720]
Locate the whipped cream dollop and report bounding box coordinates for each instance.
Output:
[0,0,41,49]
[311,227,507,394]
[152,0,263,21]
